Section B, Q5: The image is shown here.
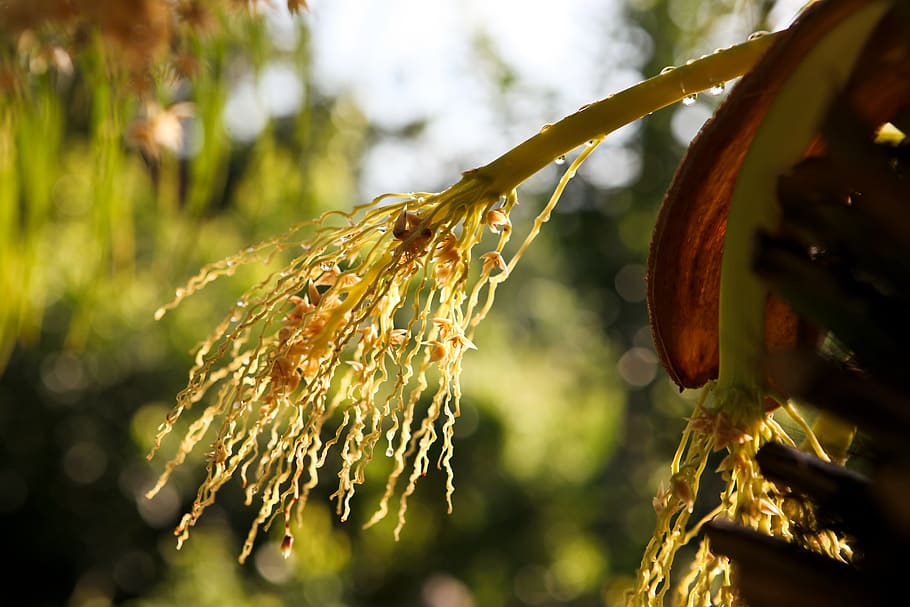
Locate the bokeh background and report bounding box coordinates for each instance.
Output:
[0,1,803,605]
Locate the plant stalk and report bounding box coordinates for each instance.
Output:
[470,32,779,197]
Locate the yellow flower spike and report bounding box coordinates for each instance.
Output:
[149,33,779,562]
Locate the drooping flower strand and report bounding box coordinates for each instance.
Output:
[627,385,853,607]
[465,138,603,336]
[146,155,608,561]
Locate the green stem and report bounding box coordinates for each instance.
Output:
[472,33,778,196]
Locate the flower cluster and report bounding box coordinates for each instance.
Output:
[146,175,524,562]
[632,387,853,606]
[147,129,602,561]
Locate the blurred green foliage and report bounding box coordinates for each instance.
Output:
[0,1,777,606]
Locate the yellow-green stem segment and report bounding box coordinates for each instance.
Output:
[473,33,778,197]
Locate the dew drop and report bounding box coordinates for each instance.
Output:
[377,225,388,234]
[586,139,598,147]
[540,123,553,134]
[660,66,676,75]
[226,259,235,267]
[385,446,394,457]
[230,315,240,323]
[320,262,332,271]
[236,299,247,308]
[175,287,186,298]
[685,59,696,66]
[555,155,566,165]
[681,94,697,106]
[245,246,255,253]
[748,30,769,41]
[709,82,725,96]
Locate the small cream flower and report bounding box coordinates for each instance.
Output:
[126,102,194,159]
[486,208,512,234]
[480,251,508,275]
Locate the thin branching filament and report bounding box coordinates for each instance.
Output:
[628,387,853,606]
[145,153,597,562]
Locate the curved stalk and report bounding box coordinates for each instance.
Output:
[468,33,778,197]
